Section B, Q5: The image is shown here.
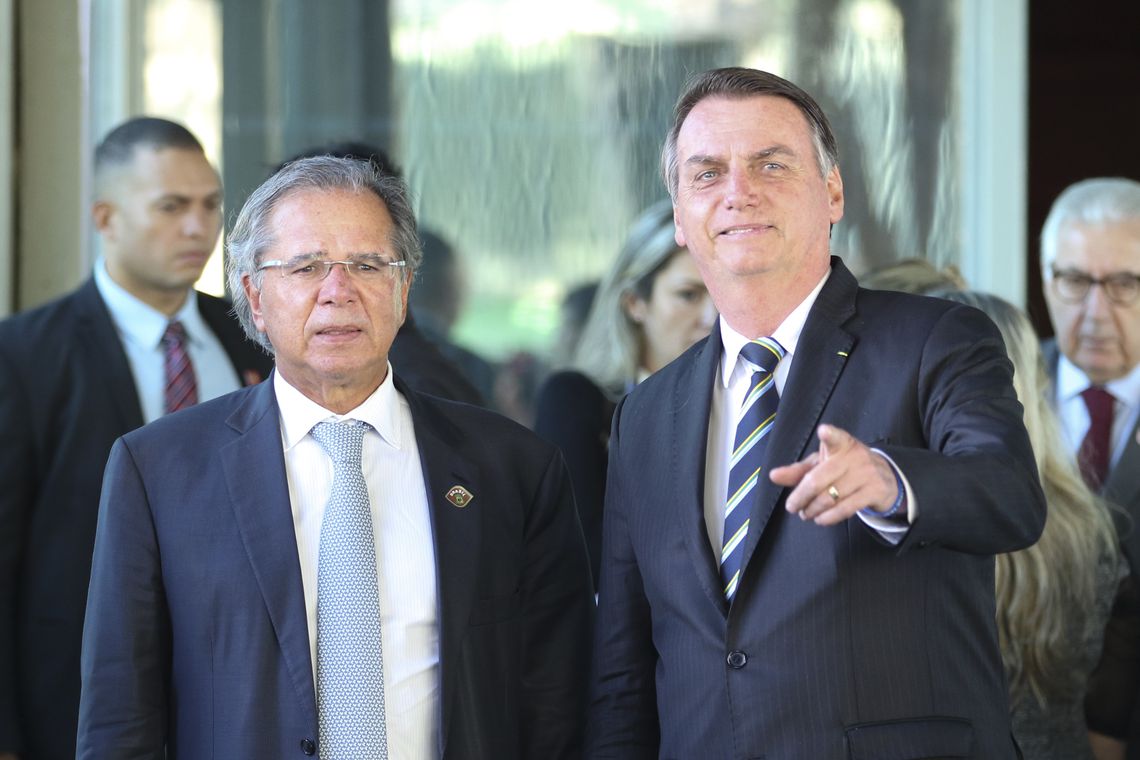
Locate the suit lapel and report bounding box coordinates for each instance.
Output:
[399,380,481,755]
[221,379,318,730]
[1106,418,1140,518]
[738,259,857,575]
[75,279,144,430]
[197,291,270,386]
[673,330,732,615]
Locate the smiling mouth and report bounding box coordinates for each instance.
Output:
[719,224,771,236]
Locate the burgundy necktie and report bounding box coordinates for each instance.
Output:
[162,321,198,414]
[1078,386,1115,491]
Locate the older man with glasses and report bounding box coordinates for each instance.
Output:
[1042,178,1140,535]
[76,156,593,760]
[1040,178,1140,759]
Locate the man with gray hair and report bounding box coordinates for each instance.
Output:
[1040,178,1140,758]
[1041,178,1140,558]
[77,156,593,759]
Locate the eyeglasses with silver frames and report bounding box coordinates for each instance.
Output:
[257,254,407,283]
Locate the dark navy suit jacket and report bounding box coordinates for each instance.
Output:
[587,259,1045,759]
[76,374,593,759]
[0,279,270,759]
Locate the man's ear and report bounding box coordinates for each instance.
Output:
[92,201,116,239]
[673,205,687,248]
[397,272,414,326]
[243,274,266,332]
[826,166,845,225]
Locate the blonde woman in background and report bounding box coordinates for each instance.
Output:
[534,200,716,586]
[939,290,1126,760]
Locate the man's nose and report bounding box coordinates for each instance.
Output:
[724,167,757,207]
[182,208,211,237]
[1084,281,1114,319]
[317,262,359,301]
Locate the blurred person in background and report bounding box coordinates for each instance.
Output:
[1040,177,1140,759]
[940,290,1126,760]
[0,117,270,760]
[549,281,600,370]
[413,229,498,403]
[859,256,967,294]
[534,200,715,586]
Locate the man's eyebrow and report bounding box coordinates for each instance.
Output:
[749,145,796,161]
[682,145,797,167]
[683,153,723,167]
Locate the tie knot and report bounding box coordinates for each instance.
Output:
[310,419,370,465]
[739,337,786,375]
[162,320,188,348]
[1081,386,1115,416]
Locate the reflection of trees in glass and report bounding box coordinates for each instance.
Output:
[390,0,963,353]
[797,0,959,274]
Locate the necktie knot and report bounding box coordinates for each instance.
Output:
[162,320,198,414]
[1081,386,1115,415]
[740,337,786,376]
[310,420,370,465]
[162,320,188,348]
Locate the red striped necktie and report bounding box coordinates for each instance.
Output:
[162,320,199,414]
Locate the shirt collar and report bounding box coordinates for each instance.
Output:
[719,269,831,387]
[94,257,205,349]
[1057,350,1140,410]
[273,365,404,452]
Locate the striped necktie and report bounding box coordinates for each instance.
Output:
[721,337,786,601]
[310,420,389,760]
[161,320,198,413]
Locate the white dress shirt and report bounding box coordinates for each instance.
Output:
[703,271,916,553]
[274,369,440,760]
[94,259,241,423]
[1055,352,1140,469]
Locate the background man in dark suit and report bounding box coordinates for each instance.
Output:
[586,68,1045,759]
[77,156,593,758]
[0,117,270,760]
[1040,178,1140,559]
[1039,177,1140,757]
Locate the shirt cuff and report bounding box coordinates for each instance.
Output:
[855,449,918,544]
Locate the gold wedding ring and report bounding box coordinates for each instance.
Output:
[827,485,841,502]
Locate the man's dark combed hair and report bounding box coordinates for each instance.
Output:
[94,117,204,171]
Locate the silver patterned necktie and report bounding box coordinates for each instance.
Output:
[310,419,389,760]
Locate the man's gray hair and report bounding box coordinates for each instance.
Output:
[661,67,839,200]
[1040,177,1140,272]
[226,155,422,353]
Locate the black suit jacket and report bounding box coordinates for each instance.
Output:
[390,309,486,406]
[1042,339,1140,755]
[0,279,271,759]
[534,370,618,588]
[587,259,1045,759]
[77,375,593,759]
[1042,339,1140,564]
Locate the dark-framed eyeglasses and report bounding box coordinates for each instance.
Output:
[257,254,407,284]
[1049,267,1140,306]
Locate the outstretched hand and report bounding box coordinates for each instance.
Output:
[770,424,900,526]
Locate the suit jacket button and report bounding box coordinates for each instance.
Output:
[300,738,316,755]
[727,650,748,669]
